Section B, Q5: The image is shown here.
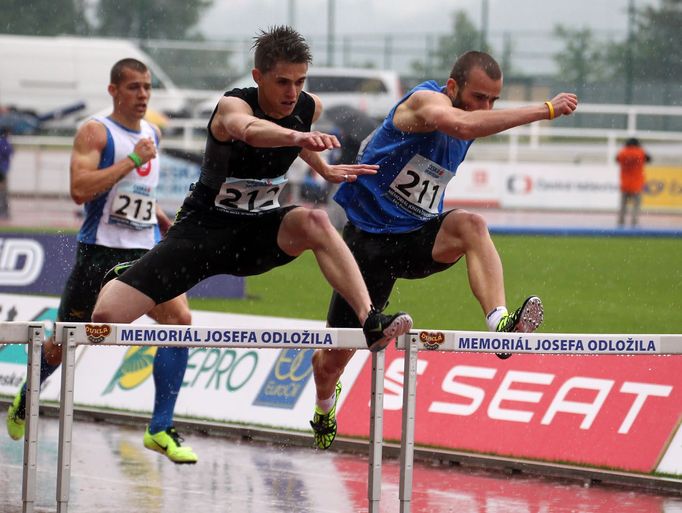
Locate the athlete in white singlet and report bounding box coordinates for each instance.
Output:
[6,58,197,464]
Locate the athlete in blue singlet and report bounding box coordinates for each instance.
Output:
[310,51,579,449]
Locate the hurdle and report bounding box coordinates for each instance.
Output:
[1,322,45,513]
[395,329,682,513]
[49,323,682,512]
[53,322,389,513]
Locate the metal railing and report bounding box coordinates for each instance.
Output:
[159,101,682,163]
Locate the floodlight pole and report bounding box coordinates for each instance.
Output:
[480,0,489,50]
[327,0,336,66]
[288,0,296,28]
[625,0,635,104]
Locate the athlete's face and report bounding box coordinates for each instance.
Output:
[253,61,308,119]
[109,68,152,120]
[450,66,501,112]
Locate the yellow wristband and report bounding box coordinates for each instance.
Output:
[128,152,142,167]
[544,101,555,120]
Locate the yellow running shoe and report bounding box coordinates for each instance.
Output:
[310,381,342,450]
[143,426,198,464]
[6,388,25,441]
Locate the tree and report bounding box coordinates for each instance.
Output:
[143,45,236,89]
[554,1,682,84]
[95,0,213,40]
[411,10,491,79]
[1,0,90,36]
[552,25,609,89]
[619,0,682,81]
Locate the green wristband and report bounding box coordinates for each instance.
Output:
[128,152,142,167]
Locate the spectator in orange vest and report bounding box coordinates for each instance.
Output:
[616,137,650,227]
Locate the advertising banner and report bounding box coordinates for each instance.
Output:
[337,345,682,476]
[643,166,682,211]
[442,162,504,207]
[155,151,202,214]
[446,162,682,213]
[445,162,621,211]
[0,233,244,298]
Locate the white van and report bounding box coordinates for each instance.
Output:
[196,66,403,122]
[0,35,188,122]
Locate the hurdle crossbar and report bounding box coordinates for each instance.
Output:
[395,329,682,513]
[54,322,371,349]
[0,322,45,513]
[396,330,682,355]
[53,322,386,513]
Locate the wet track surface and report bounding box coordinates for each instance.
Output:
[1,414,681,513]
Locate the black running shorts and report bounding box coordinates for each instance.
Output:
[58,243,148,322]
[327,211,460,328]
[117,204,298,305]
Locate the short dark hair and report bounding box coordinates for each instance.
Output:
[110,58,149,85]
[625,137,640,146]
[450,51,502,86]
[252,26,312,73]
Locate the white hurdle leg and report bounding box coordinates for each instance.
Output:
[399,333,418,513]
[22,324,44,513]
[56,326,77,513]
[367,350,385,512]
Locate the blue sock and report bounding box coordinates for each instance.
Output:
[148,347,188,434]
[17,349,60,417]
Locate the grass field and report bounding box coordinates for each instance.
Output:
[190,234,682,334]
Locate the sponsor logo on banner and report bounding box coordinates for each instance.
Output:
[0,234,74,295]
[419,331,445,350]
[0,233,244,299]
[507,174,533,194]
[642,166,682,210]
[86,323,111,343]
[472,168,488,186]
[184,348,258,392]
[0,298,59,395]
[0,305,56,366]
[338,346,681,474]
[103,346,261,396]
[103,346,157,395]
[253,349,313,409]
[0,238,45,286]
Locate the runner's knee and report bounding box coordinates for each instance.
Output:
[151,306,192,326]
[173,309,192,326]
[448,211,490,243]
[313,348,355,376]
[294,208,335,247]
[306,208,333,232]
[91,304,111,323]
[91,291,120,323]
